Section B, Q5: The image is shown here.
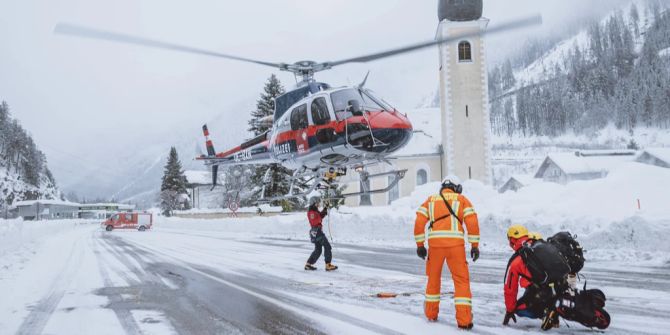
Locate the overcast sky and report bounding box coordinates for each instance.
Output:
[0,0,631,195]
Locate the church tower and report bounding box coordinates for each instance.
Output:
[437,0,492,184]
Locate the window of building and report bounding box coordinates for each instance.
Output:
[466,105,469,118]
[416,169,428,186]
[468,166,472,179]
[290,104,308,130]
[310,97,331,125]
[388,176,399,204]
[458,41,472,62]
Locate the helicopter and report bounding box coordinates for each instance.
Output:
[54,12,540,202]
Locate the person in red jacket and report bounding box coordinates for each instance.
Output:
[304,197,338,271]
[503,225,557,329]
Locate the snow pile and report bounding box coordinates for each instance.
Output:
[160,162,670,264]
[0,219,90,274]
[173,204,282,214]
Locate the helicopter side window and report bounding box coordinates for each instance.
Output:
[310,97,331,126]
[290,104,308,130]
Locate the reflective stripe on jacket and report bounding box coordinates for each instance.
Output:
[414,189,480,248]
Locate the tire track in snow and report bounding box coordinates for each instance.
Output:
[15,237,84,335]
[93,233,143,335]
[120,236,400,335]
[98,233,243,334]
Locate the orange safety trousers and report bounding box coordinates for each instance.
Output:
[424,245,472,326]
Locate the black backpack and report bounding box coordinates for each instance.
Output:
[547,232,585,274]
[557,286,610,329]
[519,240,571,286]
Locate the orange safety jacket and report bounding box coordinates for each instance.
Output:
[414,189,480,248]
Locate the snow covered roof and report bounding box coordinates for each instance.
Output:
[12,199,80,208]
[637,148,670,165]
[79,203,135,209]
[659,47,670,58]
[391,108,441,157]
[184,170,212,186]
[535,152,634,177]
[509,175,537,186]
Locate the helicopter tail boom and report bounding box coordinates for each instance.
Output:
[197,125,273,169]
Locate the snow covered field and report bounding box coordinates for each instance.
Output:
[1,162,669,334]
[0,218,668,334]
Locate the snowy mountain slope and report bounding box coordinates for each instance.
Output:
[513,0,655,89]
[56,97,253,206]
[1,102,60,209]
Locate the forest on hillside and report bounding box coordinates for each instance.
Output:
[488,1,670,138]
[0,101,59,209]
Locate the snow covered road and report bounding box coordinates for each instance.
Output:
[1,222,669,334]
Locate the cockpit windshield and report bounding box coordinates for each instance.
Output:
[330,88,393,120]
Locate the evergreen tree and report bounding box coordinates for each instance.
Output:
[488,4,670,137]
[501,60,516,91]
[244,75,303,208]
[248,74,285,136]
[160,147,189,215]
[631,3,640,36]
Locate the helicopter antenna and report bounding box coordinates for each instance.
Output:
[357,71,371,89]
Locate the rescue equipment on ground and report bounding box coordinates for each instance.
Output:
[556,284,611,330]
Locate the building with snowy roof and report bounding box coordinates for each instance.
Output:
[635,148,670,168]
[499,175,537,193]
[12,200,80,220]
[534,150,636,184]
[184,170,225,209]
[78,203,135,219]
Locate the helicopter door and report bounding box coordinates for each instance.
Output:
[310,97,337,145]
[289,104,309,155]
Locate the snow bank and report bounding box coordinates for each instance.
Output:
[172,204,282,214]
[159,162,670,264]
[0,219,91,273]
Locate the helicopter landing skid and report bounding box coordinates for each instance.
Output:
[324,168,407,200]
[256,167,407,204]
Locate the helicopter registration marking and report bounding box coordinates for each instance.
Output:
[234,149,252,162]
[273,143,291,155]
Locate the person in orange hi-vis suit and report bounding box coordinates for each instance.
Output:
[414,175,480,330]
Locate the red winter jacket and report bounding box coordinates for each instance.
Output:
[308,207,327,228]
[504,237,533,312]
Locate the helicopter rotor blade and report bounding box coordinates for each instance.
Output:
[54,23,284,69]
[326,15,542,67]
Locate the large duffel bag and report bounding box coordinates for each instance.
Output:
[557,287,610,329]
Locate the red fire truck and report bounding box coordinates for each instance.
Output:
[103,212,153,231]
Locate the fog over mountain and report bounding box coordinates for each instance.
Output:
[0,0,632,201]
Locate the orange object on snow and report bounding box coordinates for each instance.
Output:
[414,188,480,327]
[376,292,398,298]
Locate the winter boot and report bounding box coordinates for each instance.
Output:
[304,263,317,271]
[541,310,560,330]
[458,323,474,330]
[325,263,338,271]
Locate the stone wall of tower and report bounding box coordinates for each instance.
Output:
[437,18,492,184]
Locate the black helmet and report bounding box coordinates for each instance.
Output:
[441,175,463,194]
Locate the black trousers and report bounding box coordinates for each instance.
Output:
[517,284,555,318]
[307,228,332,264]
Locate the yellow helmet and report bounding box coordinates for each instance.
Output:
[528,232,543,240]
[507,225,529,239]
